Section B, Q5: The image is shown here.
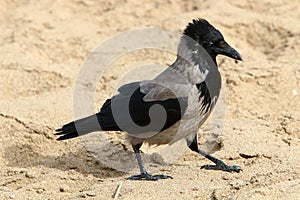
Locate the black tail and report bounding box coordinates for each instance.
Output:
[55,112,121,141]
[55,121,79,140]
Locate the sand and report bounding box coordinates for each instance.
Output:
[0,0,300,199]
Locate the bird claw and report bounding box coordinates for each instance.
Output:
[201,160,242,173]
[128,173,173,181]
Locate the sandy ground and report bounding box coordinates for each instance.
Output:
[1,0,300,199]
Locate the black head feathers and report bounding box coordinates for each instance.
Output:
[183,18,223,46]
[181,18,242,62]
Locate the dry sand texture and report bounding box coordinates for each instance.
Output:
[1,0,300,199]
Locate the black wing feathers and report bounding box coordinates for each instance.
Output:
[56,87,187,140]
[127,88,187,132]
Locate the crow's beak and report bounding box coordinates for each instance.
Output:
[215,41,243,61]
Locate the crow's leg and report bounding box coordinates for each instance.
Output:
[188,135,242,173]
[128,143,173,181]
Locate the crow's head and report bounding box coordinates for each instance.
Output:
[183,18,242,62]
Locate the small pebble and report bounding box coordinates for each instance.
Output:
[292,89,297,96]
[59,186,65,192]
[9,194,15,199]
[36,188,44,194]
[78,193,86,198]
[25,172,34,178]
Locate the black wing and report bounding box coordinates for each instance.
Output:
[56,85,188,140]
[98,86,188,135]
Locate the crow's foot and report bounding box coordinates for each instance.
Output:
[128,173,173,181]
[201,159,242,173]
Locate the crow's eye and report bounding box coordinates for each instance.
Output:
[204,41,214,46]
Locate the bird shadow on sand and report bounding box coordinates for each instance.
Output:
[3,137,176,179]
[3,143,127,179]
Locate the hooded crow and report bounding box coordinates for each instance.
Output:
[55,19,243,181]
